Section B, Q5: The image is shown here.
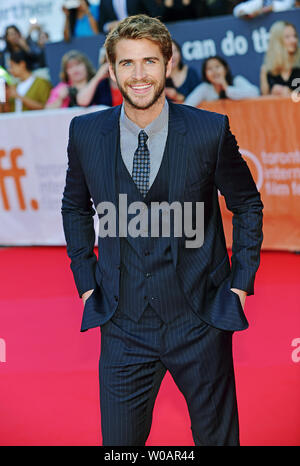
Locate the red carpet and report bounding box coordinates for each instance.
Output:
[0,247,299,446]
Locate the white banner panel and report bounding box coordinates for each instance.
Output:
[0,0,66,43]
[0,105,107,245]
[0,0,100,42]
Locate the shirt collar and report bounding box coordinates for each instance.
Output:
[120,99,169,137]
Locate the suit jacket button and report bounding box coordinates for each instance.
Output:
[114,295,119,302]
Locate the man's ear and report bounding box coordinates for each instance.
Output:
[108,62,117,83]
[166,57,173,79]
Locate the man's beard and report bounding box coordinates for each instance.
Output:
[115,76,166,110]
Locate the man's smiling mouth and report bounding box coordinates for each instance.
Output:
[130,83,153,93]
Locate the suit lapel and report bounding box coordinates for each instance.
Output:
[99,105,121,207]
[167,102,188,204]
[167,102,188,268]
[97,105,121,264]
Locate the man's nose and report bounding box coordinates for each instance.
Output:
[132,63,146,81]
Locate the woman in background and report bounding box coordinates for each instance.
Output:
[63,0,99,42]
[0,25,43,72]
[260,21,300,96]
[7,50,51,112]
[165,40,201,103]
[184,55,259,107]
[76,49,122,107]
[46,50,95,109]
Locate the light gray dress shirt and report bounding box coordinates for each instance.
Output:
[119,99,169,189]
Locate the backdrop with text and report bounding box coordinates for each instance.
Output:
[0,97,300,250]
[44,9,300,90]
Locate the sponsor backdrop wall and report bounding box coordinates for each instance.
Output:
[44,10,300,88]
[0,97,300,250]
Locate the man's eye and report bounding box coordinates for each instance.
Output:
[122,62,132,66]
[146,59,155,64]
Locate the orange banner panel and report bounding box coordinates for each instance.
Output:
[200,97,300,251]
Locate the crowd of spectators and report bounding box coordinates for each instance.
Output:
[60,1,244,40]
[0,0,299,113]
[233,0,300,18]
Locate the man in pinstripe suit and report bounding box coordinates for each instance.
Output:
[61,15,263,446]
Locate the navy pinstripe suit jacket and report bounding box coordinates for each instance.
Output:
[61,102,263,332]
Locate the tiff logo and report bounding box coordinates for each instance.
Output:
[0,338,6,363]
[0,148,26,210]
[0,147,38,210]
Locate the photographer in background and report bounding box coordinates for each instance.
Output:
[46,50,95,109]
[63,0,99,42]
[0,25,43,73]
[26,20,50,81]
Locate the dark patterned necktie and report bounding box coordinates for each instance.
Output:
[132,130,150,197]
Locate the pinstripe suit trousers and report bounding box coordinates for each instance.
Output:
[99,305,239,446]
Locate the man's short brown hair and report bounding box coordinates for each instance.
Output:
[104,14,173,67]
